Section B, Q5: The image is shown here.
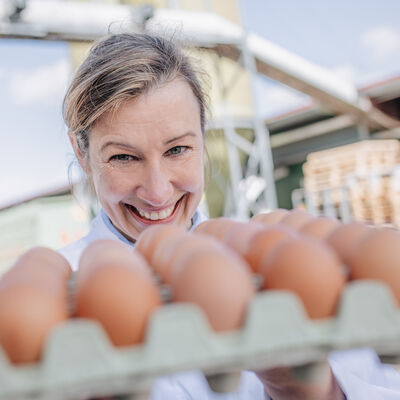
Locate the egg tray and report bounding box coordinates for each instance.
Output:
[1,281,400,400]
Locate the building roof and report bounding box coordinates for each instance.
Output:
[266,73,400,133]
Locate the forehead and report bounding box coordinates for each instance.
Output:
[91,78,202,145]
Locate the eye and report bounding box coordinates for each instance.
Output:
[109,154,137,162]
[166,146,188,156]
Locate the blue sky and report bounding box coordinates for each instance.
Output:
[243,0,400,75]
[1,0,400,207]
[242,0,400,114]
[0,39,72,207]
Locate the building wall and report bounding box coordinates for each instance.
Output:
[271,126,361,167]
[0,195,90,274]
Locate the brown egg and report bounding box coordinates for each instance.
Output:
[0,272,68,304]
[325,221,372,264]
[300,217,341,239]
[210,219,238,241]
[223,221,265,257]
[171,246,255,332]
[166,235,224,285]
[192,218,220,235]
[251,209,289,226]
[279,210,314,230]
[192,219,213,234]
[244,225,296,273]
[0,283,68,364]
[347,228,400,305]
[78,239,152,290]
[152,233,219,284]
[261,237,346,319]
[10,247,72,281]
[193,218,237,241]
[135,225,185,262]
[76,264,161,346]
[149,231,188,274]
[79,239,132,266]
[2,247,72,304]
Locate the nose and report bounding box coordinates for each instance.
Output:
[136,162,174,207]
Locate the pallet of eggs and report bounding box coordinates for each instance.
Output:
[1,209,400,399]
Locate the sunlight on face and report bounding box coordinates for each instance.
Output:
[83,78,204,242]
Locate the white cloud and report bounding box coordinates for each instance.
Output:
[361,26,400,61]
[8,58,70,106]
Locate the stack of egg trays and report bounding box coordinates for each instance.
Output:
[1,280,400,400]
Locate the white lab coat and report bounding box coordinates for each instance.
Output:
[59,209,400,399]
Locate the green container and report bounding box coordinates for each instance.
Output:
[0,281,399,399]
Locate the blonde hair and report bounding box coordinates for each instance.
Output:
[63,33,208,155]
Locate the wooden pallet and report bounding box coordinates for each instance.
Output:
[302,140,400,225]
[303,140,400,192]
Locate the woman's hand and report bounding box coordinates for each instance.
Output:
[255,362,345,400]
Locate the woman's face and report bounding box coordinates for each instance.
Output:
[73,78,205,242]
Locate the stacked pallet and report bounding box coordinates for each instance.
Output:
[347,174,393,224]
[388,169,400,226]
[303,140,400,224]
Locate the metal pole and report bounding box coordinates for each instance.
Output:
[357,118,370,140]
[212,54,248,219]
[236,0,277,210]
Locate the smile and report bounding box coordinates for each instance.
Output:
[125,196,184,223]
[137,205,174,220]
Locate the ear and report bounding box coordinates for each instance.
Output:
[68,132,91,175]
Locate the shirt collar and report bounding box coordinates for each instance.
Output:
[100,208,135,247]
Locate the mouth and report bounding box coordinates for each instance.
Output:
[125,196,184,224]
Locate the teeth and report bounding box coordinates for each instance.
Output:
[136,205,175,221]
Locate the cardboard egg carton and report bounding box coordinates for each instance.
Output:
[1,280,400,400]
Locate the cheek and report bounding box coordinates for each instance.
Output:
[92,168,130,203]
[175,154,204,192]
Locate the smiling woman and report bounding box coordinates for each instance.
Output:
[58,32,347,400]
[71,79,204,241]
[62,33,207,246]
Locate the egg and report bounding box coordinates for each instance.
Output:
[152,233,218,284]
[171,246,255,332]
[135,225,185,262]
[77,242,162,346]
[78,239,152,290]
[250,209,289,226]
[325,221,372,264]
[0,272,68,304]
[279,210,314,230]
[150,231,189,275]
[1,247,72,304]
[243,225,296,273]
[347,228,400,305]
[192,219,214,234]
[0,283,68,364]
[193,217,237,241]
[223,221,265,257]
[261,237,346,319]
[9,247,72,281]
[300,217,341,239]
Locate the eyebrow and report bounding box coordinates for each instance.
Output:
[100,141,138,152]
[164,132,197,145]
[101,132,197,152]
